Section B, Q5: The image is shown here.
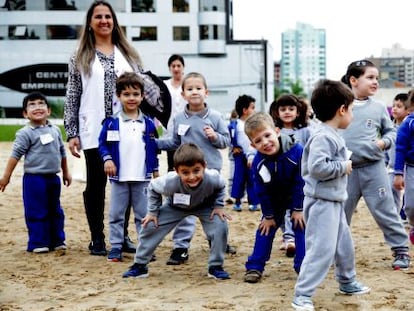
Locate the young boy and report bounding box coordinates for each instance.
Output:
[0,91,71,253]
[292,79,370,311]
[122,143,232,279]
[98,72,159,262]
[156,72,233,265]
[243,112,306,283]
[228,94,259,212]
[394,89,414,244]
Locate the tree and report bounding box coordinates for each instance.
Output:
[274,79,307,100]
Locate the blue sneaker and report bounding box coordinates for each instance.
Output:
[208,266,231,280]
[339,280,371,295]
[233,203,242,211]
[107,248,122,262]
[248,204,260,211]
[291,295,314,311]
[122,263,149,278]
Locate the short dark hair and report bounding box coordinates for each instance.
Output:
[167,54,185,67]
[235,94,255,117]
[173,143,206,169]
[311,79,354,122]
[22,91,49,111]
[115,72,144,96]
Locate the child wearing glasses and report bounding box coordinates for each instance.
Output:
[341,60,410,270]
[0,92,72,254]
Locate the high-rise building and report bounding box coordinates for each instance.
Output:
[280,22,326,96]
[0,0,274,117]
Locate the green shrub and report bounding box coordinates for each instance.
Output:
[0,125,67,142]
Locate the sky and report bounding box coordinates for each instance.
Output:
[232,0,413,80]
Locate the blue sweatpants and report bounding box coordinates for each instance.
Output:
[23,173,65,251]
[231,153,259,204]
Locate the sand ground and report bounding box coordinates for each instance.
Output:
[0,142,413,311]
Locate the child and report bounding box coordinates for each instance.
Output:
[394,89,414,244]
[122,143,232,279]
[156,72,233,264]
[268,94,311,257]
[228,94,259,212]
[387,93,409,216]
[98,72,159,262]
[292,79,370,311]
[341,60,410,270]
[0,91,71,253]
[243,112,305,283]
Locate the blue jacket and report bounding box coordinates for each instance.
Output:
[395,113,414,174]
[251,133,304,223]
[228,119,240,148]
[98,111,159,181]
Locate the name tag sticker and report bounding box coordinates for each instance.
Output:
[107,130,120,141]
[40,133,54,145]
[259,165,271,183]
[178,124,190,136]
[173,193,191,206]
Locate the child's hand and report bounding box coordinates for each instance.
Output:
[345,160,352,175]
[0,176,10,192]
[258,218,276,236]
[142,214,158,228]
[203,126,217,141]
[63,172,72,187]
[375,139,386,150]
[210,208,232,222]
[291,211,305,230]
[152,171,160,178]
[104,160,117,177]
[393,175,404,190]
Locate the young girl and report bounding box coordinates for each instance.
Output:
[268,94,311,257]
[341,60,410,270]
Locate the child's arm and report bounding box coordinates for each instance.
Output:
[0,157,18,192]
[204,116,231,149]
[61,157,72,187]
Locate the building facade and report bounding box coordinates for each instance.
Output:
[0,0,274,117]
[280,22,326,96]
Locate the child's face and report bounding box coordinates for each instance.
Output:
[249,125,280,156]
[338,103,354,129]
[176,162,205,188]
[118,85,144,114]
[391,100,408,122]
[181,77,208,111]
[351,67,379,98]
[243,102,256,118]
[23,99,51,125]
[277,105,298,128]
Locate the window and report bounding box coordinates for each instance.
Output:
[47,25,78,39]
[173,26,189,41]
[199,24,224,40]
[131,0,155,12]
[131,26,157,41]
[1,0,26,10]
[6,24,79,40]
[199,0,224,12]
[48,0,77,10]
[173,0,189,12]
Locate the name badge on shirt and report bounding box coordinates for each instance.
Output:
[259,165,271,183]
[40,133,54,145]
[107,130,120,141]
[173,193,191,206]
[178,124,190,136]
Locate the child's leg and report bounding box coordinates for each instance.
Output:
[231,154,246,206]
[245,223,277,272]
[171,216,197,249]
[47,174,65,248]
[108,182,130,249]
[246,166,259,206]
[292,220,305,273]
[23,174,51,251]
[282,210,295,245]
[198,209,228,267]
[343,168,363,224]
[403,166,414,226]
[129,181,150,238]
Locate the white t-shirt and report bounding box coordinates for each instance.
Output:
[164,78,187,137]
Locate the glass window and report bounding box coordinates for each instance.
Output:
[199,0,224,12]
[131,0,156,12]
[173,26,189,41]
[6,24,79,40]
[1,0,26,10]
[47,25,79,39]
[199,24,224,40]
[173,0,189,12]
[48,0,77,10]
[131,26,157,41]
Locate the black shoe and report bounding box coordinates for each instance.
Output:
[122,236,136,253]
[89,239,107,256]
[150,254,157,262]
[166,248,189,265]
[226,244,237,255]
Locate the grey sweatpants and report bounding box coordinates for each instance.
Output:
[294,197,356,297]
[344,160,408,254]
[134,204,228,268]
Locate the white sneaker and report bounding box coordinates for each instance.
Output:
[33,247,49,253]
[292,295,314,311]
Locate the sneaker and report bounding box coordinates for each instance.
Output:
[89,239,107,256]
[122,263,149,278]
[409,227,414,245]
[243,269,262,283]
[233,203,242,211]
[286,241,296,258]
[226,244,237,254]
[166,248,189,265]
[54,244,67,251]
[291,295,314,311]
[392,253,411,270]
[208,266,231,280]
[225,198,234,204]
[339,280,371,295]
[248,204,260,211]
[107,248,122,262]
[122,236,136,253]
[33,247,49,253]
